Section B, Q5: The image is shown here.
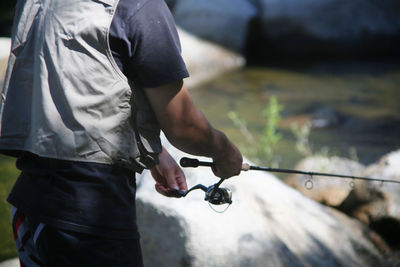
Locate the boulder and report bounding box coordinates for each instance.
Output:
[310,107,347,129]
[347,151,400,248]
[136,136,385,267]
[172,0,400,58]
[0,258,18,267]
[258,0,400,41]
[285,151,400,251]
[178,28,245,88]
[173,0,258,52]
[252,0,400,57]
[0,38,11,87]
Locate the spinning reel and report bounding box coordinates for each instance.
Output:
[171,177,232,206]
[168,158,233,208]
[184,178,232,205]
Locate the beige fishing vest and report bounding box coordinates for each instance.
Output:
[0,0,161,171]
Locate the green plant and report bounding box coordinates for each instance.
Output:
[259,96,283,166]
[229,96,283,167]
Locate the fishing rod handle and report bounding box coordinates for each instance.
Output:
[180,157,250,171]
[242,163,250,171]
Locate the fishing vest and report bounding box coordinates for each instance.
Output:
[0,0,161,171]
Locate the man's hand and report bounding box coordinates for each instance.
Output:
[211,143,242,179]
[150,147,187,198]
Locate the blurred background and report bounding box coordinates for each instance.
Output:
[0,0,399,263]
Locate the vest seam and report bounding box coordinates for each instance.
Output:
[105,0,130,83]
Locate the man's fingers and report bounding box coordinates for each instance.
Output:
[176,176,188,191]
[155,183,184,198]
[155,183,168,195]
[162,167,182,191]
[175,169,188,191]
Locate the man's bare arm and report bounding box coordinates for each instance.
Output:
[145,80,242,179]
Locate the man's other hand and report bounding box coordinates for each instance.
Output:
[150,147,188,198]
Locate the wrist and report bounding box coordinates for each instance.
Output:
[210,130,232,162]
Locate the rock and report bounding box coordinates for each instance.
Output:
[136,136,384,267]
[258,0,400,41]
[337,150,400,224]
[0,38,11,87]
[0,38,10,59]
[0,258,19,267]
[286,151,400,251]
[171,0,400,58]
[249,0,399,59]
[173,0,258,52]
[347,150,400,248]
[310,107,347,128]
[254,0,399,58]
[285,156,365,206]
[178,28,245,88]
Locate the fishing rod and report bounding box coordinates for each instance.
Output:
[180,157,400,184]
[175,157,400,208]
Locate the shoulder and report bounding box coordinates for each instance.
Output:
[115,0,169,19]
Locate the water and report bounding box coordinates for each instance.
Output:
[189,61,400,169]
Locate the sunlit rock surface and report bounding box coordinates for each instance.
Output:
[136,135,384,267]
[0,259,18,267]
[0,38,11,87]
[178,28,245,88]
[286,151,400,227]
[285,151,400,257]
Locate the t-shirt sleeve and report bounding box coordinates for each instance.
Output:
[125,0,189,88]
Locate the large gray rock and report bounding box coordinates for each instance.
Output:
[171,0,399,57]
[178,28,245,88]
[253,0,400,57]
[286,151,400,227]
[258,0,400,41]
[285,151,400,254]
[173,0,258,52]
[348,150,400,225]
[0,259,18,267]
[0,38,11,88]
[136,136,384,267]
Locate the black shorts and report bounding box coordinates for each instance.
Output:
[12,207,144,267]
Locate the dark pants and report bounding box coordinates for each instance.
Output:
[12,208,144,267]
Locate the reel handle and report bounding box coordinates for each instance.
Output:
[180,157,212,168]
[180,157,250,171]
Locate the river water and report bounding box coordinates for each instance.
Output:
[190,61,400,169]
